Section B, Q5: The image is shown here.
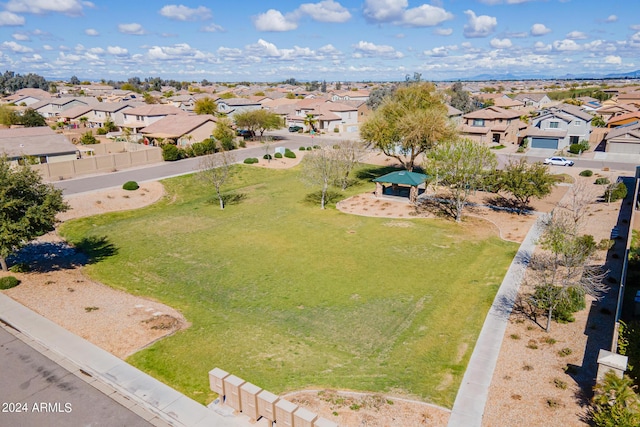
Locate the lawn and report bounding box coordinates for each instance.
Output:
[59,164,517,408]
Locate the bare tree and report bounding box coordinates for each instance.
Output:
[300,144,341,209]
[334,139,368,190]
[199,150,236,210]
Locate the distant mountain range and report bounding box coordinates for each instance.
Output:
[450,70,640,82]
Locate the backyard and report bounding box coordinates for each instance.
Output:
[58,164,517,407]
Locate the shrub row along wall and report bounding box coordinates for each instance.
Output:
[209,368,337,427]
[33,143,162,181]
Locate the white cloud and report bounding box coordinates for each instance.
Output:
[85,28,98,36]
[363,0,407,23]
[12,33,29,41]
[552,39,581,51]
[490,38,512,49]
[362,0,453,27]
[159,5,212,22]
[6,0,85,16]
[463,10,496,38]
[352,40,403,59]
[147,43,209,61]
[42,44,53,50]
[118,23,145,35]
[478,0,536,3]
[424,45,457,57]
[0,11,25,26]
[566,31,587,40]
[202,23,225,32]
[533,41,551,52]
[530,23,551,36]
[402,4,453,27]
[434,28,453,36]
[107,46,128,56]
[1,40,33,53]
[605,15,617,23]
[604,55,622,65]
[297,0,351,23]
[253,9,297,31]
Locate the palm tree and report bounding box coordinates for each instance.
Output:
[79,116,88,128]
[303,113,318,133]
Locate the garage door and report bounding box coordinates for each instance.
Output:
[531,137,559,149]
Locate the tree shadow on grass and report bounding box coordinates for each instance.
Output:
[206,192,247,207]
[483,195,533,215]
[7,235,118,273]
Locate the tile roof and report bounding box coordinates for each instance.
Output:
[140,114,217,138]
[0,126,77,158]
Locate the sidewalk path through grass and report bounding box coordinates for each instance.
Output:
[447,213,549,427]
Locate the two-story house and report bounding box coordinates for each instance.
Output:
[121,105,187,134]
[215,98,262,118]
[527,104,593,150]
[30,97,91,118]
[287,100,359,133]
[513,93,553,109]
[460,106,526,145]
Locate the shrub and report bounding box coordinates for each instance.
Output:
[595,177,610,185]
[123,181,139,191]
[532,285,585,323]
[579,170,593,177]
[191,139,217,157]
[162,144,183,161]
[0,276,20,290]
[604,182,627,202]
[284,150,296,159]
[220,139,236,151]
[558,347,573,357]
[590,372,640,427]
[313,145,320,149]
[569,141,590,154]
[96,127,107,135]
[243,157,258,164]
[9,262,30,273]
[299,146,306,151]
[80,131,98,145]
[263,154,272,160]
[274,152,283,158]
[334,127,340,133]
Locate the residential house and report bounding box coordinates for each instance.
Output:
[287,100,359,133]
[140,114,217,146]
[330,90,370,102]
[596,103,639,123]
[526,104,593,150]
[447,105,463,126]
[90,102,138,128]
[215,98,262,118]
[121,105,187,134]
[104,90,140,103]
[604,121,640,154]
[2,88,52,106]
[460,106,526,145]
[513,93,553,109]
[616,91,640,107]
[493,97,524,110]
[0,126,77,164]
[29,97,91,118]
[606,112,640,128]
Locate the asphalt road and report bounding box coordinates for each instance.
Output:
[53,131,335,195]
[0,327,151,427]
[53,132,640,195]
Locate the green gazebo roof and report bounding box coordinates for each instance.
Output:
[372,171,429,186]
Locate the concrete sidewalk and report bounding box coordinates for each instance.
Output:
[0,293,249,427]
[447,214,549,427]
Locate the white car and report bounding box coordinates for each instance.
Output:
[543,157,574,167]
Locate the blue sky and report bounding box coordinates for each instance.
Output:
[0,0,638,82]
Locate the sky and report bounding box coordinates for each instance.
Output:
[0,0,639,83]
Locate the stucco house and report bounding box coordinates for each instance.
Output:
[121,105,187,134]
[287,100,359,133]
[2,88,52,106]
[0,126,78,164]
[460,106,526,145]
[513,93,553,109]
[140,114,217,146]
[526,104,592,150]
[604,121,640,154]
[30,97,91,118]
[215,98,262,118]
[596,103,639,123]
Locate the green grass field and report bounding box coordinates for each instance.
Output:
[59,164,517,407]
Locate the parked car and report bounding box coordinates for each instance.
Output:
[543,157,574,167]
[236,129,254,139]
[288,125,303,132]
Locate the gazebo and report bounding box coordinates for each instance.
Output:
[372,170,429,203]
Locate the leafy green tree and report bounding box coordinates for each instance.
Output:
[103,118,117,133]
[499,159,554,213]
[194,97,218,115]
[212,118,235,148]
[448,82,475,113]
[0,105,19,126]
[425,139,497,222]
[79,116,88,128]
[591,372,640,427]
[360,82,457,172]
[234,109,282,140]
[19,108,46,127]
[0,156,68,271]
[592,115,606,128]
[69,75,80,85]
[79,131,98,145]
